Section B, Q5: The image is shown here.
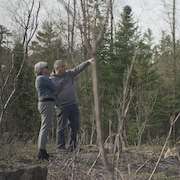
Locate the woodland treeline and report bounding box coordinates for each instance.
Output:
[0,0,180,148]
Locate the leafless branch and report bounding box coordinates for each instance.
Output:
[1,53,14,95]
[0,0,41,125]
[148,112,180,180]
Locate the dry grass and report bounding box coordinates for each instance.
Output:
[0,141,54,167]
[0,142,180,180]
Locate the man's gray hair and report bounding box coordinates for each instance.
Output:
[54,60,65,70]
[34,61,48,75]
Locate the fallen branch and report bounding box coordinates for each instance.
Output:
[87,151,101,175]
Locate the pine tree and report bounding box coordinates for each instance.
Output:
[10,42,39,137]
[96,6,140,139]
[31,20,65,68]
[97,6,160,145]
[131,29,160,145]
[114,5,138,82]
[152,32,180,141]
[97,32,116,136]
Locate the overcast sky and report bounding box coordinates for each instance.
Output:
[0,0,180,43]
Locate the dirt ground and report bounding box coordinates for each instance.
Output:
[0,142,180,180]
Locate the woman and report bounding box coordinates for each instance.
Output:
[34,61,63,160]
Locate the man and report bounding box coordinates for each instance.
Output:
[34,61,64,160]
[51,58,94,151]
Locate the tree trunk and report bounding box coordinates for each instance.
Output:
[91,54,113,179]
[172,0,176,144]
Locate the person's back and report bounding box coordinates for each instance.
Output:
[51,71,77,107]
[34,61,56,161]
[35,75,55,101]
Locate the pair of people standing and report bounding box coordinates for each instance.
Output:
[34,58,94,160]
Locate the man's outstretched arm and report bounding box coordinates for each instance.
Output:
[70,58,94,77]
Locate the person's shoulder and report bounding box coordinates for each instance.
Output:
[36,75,42,80]
[36,75,49,82]
[66,70,73,76]
[50,74,60,80]
[50,75,58,83]
[50,75,55,79]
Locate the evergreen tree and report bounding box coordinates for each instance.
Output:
[97,32,116,136]
[114,5,138,84]
[97,6,160,144]
[96,5,140,139]
[31,20,65,68]
[10,42,39,137]
[130,29,160,144]
[152,32,180,141]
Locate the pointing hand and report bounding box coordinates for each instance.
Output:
[87,58,95,64]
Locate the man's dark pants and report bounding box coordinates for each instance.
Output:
[56,104,80,149]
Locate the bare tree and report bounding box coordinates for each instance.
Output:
[112,52,136,179]
[162,0,177,143]
[172,0,176,143]
[135,90,158,147]
[110,0,114,53]
[0,0,40,126]
[70,0,76,61]
[148,112,180,180]
[57,0,114,178]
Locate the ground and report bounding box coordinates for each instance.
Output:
[0,142,180,180]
